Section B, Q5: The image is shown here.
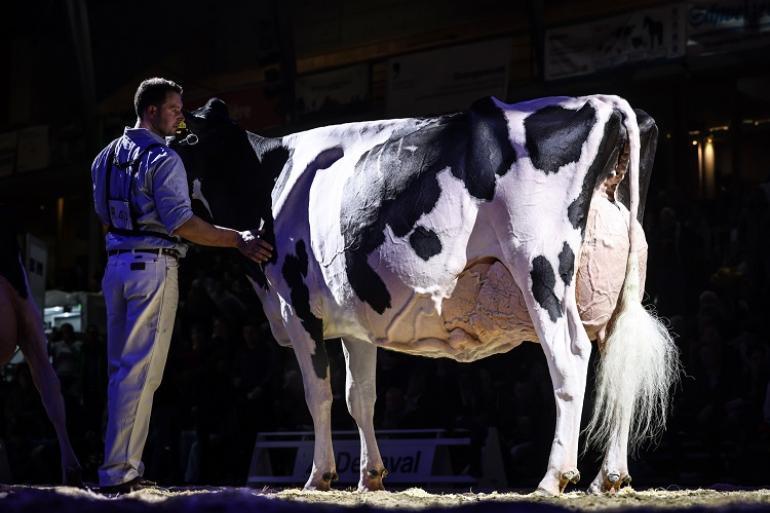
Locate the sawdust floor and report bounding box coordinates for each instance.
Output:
[1,485,769,512]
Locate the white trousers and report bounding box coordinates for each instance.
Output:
[98,252,178,486]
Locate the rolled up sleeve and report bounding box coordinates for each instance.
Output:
[91,149,109,224]
[151,153,195,233]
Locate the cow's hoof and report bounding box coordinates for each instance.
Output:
[322,471,339,483]
[551,469,580,493]
[589,470,631,494]
[562,469,581,485]
[358,468,388,492]
[534,486,559,497]
[304,471,338,491]
[537,468,575,495]
[535,477,561,496]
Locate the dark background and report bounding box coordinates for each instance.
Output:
[0,0,768,489]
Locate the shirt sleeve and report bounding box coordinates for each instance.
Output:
[150,151,195,234]
[91,147,109,225]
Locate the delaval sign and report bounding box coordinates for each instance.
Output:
[294,440,435,483]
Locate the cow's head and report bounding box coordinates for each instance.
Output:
[173,98,284,286]
[172,98,275,233]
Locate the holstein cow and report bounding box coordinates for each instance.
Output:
[173,95,680,495]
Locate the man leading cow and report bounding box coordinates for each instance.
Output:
[90,77,273,493]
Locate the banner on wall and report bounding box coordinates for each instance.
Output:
[386,38,512,117]
[295,64,369,116]
[687,0,770,55]
[545,4,686,80]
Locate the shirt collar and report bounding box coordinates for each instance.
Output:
[123,127,167,148]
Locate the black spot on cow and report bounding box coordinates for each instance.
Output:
[254,141,293,211]
[409,226,442,261]
[567,109,623,233]
[531,255,562,322]
[558,242,575,286]
[310,339,330,383]
[467,97,518,192]
[252,145,341,294]
[525,104,596,175]
[341,97,517,313]
[237,139,291,290]
[282,240,327,380]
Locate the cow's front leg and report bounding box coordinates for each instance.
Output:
[289,327,337,490]
[341,338,387,491]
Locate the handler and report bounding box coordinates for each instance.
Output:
[91,77,272,493]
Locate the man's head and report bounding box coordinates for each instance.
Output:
[134,77,184,137]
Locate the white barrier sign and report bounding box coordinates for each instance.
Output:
[249,429,473,485]
[294,439,436,483]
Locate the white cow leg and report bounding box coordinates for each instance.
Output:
[290,329,337,490]
[341,338,386,491]
[531,295,592,495]
[589,422,631,493]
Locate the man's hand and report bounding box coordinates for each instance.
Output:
[173,215,274,262]
[237,230,273,263]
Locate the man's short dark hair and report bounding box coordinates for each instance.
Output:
[134,77,183,119]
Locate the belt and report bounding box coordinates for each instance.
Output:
[108,248,180,258]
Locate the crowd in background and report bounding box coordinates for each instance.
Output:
[0,177,768,488]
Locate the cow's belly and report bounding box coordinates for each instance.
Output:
[368,195,646,362]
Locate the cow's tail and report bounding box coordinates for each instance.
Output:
[584,97,680,455]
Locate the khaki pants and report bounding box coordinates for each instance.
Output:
[99,252,178,486]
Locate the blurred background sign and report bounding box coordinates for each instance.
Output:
[296,64,369,117]
[386,38,512,117]
[687,0,770,56]
[545,4,686,81]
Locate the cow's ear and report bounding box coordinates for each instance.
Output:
[203,97,231,122]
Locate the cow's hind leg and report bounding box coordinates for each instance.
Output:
[538,298,591,494]
[341,338,387,491]
[288,326,337,490]
[511,253,592,495]
[589,433,631,493]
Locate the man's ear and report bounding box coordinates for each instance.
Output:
[146,104,158,118]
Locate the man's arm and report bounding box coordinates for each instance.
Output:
[173,215,273,263]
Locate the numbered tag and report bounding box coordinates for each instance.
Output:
[108,199,134,230]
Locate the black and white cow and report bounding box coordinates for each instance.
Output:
[174,95,679,495]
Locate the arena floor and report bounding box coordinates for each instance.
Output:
[1,486,769,512]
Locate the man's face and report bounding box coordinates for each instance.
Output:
[148,91,184,137]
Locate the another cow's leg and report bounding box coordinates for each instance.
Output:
[287,325,337,490]
[341,338,386,491]
[510,251,592,495]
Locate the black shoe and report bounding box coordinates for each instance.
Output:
[96,477,157,495]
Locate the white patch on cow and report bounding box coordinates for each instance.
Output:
[191,178,213,218]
